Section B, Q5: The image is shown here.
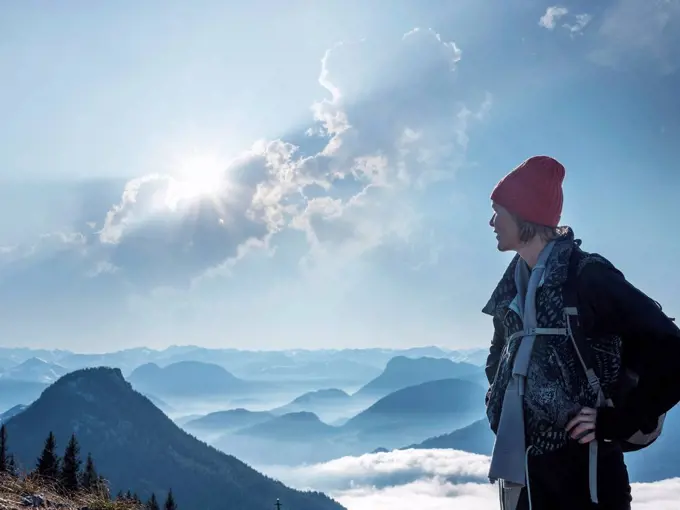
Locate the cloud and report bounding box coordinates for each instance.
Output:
[589,0,680,73]
[539,6,592,35]
[266,448,680,510]
[0,27,492,347]
[539,6,569,29]
[564,13,593,34]
[90,27,491,287]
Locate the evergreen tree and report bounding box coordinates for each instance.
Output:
[133,492,141,503]
[164,489,177,510]
[81,453,98,490]
[60,433,81,493]
[0,424,7,473]
[36,431,60,480]
[96,474,108,498]
[6,454,17,476]
[116,490,124,501]
[125,489,133,500]
[147,493,160,510]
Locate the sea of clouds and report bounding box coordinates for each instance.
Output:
[265,448,680,510]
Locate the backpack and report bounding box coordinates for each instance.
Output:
[562,246,666,452]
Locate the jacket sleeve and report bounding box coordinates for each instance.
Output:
[485,315,505,386]
[576,261,680,441]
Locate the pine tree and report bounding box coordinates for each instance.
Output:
[116,490,124,501]
[164,489,177,510]
[6,454,17,476]
[0,424,7,473]
[125,489,133,500]
[36,431,60,480]
[60,433,81,493]
[133,492,141,503]
[147,493,160,510]
[81,453,98,490]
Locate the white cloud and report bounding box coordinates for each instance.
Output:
[539,6,569,29]
[0,27,493,343]
[266,449,680,510]
[539,7,592,35]
[590,0,680,73]
[91,27,491,286]
[564,13,593,34]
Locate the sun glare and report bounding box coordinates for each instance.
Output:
[165,153,227,210]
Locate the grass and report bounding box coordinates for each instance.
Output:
[0,472,144,510]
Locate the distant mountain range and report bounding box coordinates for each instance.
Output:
[269,388,352,420]
[0,403,27,424]
[184,408,274,433]
[2,367,344,510]
[127,361,257,397]
[352,356,483,399]
[0,379,47,414]
[344,378,486,443]
[0,345,488,380]
[210,377,487,466]
[405,418,494,455]
[0,357,68,383]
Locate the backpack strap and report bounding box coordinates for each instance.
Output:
[562,247,609,406]
[562,245,607,506]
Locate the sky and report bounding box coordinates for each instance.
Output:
[1,0,679,352]
[269,448,680,510]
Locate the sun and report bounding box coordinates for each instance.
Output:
[164,153,227,210]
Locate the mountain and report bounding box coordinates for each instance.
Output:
[270,388,352,416]
[184,408,274,432]
[214,378,487,466]
[233,359,381,385]
[344,378,486,446]
[353,356,482,399]
[405,418,494,455]
[236,412,337,441]
[127,361,254,397]
[142,393,175,415]
[0,404,27,424]
[2,367,344,510]
[0,357,68,383]
[448,347,489,366]
[0,379,47,412]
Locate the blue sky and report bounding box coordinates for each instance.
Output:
[1,0,678,352]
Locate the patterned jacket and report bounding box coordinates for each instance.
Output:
[484,226,680,452]
[482,228,625,455]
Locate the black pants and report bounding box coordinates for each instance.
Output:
[515,441,632,510]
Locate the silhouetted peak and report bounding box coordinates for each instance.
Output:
[279,411,323,423]
[291,388,350,404]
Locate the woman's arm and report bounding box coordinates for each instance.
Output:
[576,261,680,441]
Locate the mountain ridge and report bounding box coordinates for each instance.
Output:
[3,367,344,510]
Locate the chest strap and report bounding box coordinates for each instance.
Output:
[507,327,567,342]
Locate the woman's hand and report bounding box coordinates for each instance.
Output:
[565,406,597,444]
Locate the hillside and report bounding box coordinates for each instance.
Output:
[0,474,144,510]
[405,418,494,455]
[127,361,254,397]
[0,405,27,424]
[353,356,482,399]
[2,367,344,510]
[184,408,274,432]
[235,412,337,441]
[271,388,352,416]
[0,380,46,413]
[344,378,486,446]
[0,357,68,384]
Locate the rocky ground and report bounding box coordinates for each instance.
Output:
[0,474,142,510]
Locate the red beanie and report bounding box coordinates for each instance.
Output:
[490,155,565,227]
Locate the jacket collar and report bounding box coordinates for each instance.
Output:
[482,227,580,318]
